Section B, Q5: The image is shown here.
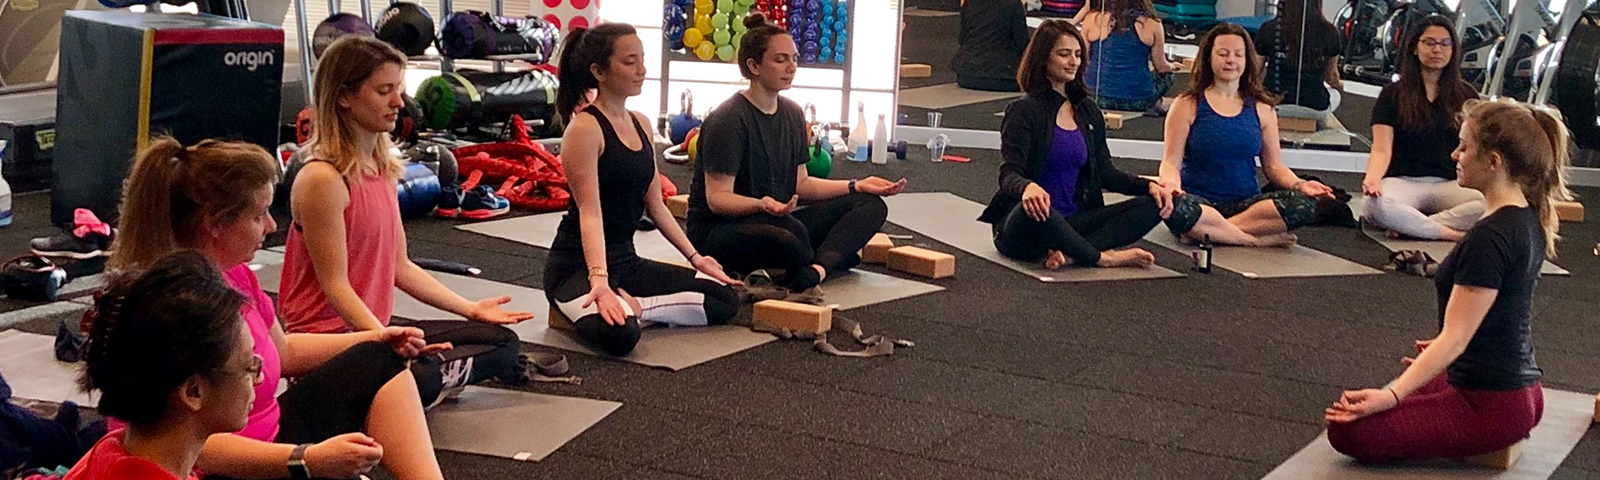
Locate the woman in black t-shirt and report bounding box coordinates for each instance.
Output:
[1325,98,1572,464]
[543,24,742,356]
[1360,15,1484,241]
[1253,0,1343,125]
[687,14,906,292]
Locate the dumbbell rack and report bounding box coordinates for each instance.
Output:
[657,0,858,125]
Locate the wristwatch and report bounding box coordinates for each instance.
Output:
[848,179,858,194]
[287,444,311,479]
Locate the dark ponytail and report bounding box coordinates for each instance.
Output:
[737,13,788,79]
[555,22,638,127]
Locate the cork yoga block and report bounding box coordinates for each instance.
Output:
[1461,441,1524,469]
[1593,392,1599,423]
[861,233,894,263]
[1104,112,1124,130]
[752,300,832,333]
[1279,116,1318,133]
[548,305,576,332]
[667,194,690,220]
[1555,200,1583,222]
[886,246,955,279]
[900,63,932,78]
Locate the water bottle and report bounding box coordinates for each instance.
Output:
[847,101,868,153]
[0,141,11,227]
[870,113,888,165]
[926,134,949,162]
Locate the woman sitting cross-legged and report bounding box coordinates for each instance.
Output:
[980,19,1176,269]
[106,137,448,480]
[1159,23,1336,247]
[1326,98,1571,464]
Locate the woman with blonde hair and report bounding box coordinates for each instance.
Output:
[281,35,533,407]
[109,136,447,480]
[1326,99,1571,464]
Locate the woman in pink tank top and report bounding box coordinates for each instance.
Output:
[280,36,535,406]
[108,132,448,479]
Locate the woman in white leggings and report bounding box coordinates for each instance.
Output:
[1360,16,1483,241]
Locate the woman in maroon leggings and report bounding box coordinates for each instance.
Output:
[1324,98,1572,463]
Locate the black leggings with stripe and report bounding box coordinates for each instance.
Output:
[544,255,740,356]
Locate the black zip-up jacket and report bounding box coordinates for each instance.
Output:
[978,89,1152,225]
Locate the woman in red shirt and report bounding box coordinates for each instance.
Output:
[67,252,260,480]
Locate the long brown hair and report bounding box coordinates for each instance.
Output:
[1086,0,1156,34]
[1462,99,1572,258]
[1277,0,1336,66]
[1396,15,1475,131]
[1184,23,1276,105]
[1016,19,1092,101]
[303,35,405,181]
[110,137,280,272]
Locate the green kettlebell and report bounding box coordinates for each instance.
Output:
[807,139,832,178]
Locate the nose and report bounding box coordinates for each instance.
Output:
[264,215,278,233]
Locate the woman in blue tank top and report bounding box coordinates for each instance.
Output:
[1158,23,1336,247]
[1075,0,1175,114]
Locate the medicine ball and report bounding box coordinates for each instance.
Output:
[313,13,376,60]
[392,93,424,144]
[376,3,436,56]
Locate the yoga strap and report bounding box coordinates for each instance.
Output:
[753,315,914,358]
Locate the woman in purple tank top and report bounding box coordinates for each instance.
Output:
[1158,24,1336,247]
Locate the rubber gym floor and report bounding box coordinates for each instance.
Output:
[3,8,1600,480]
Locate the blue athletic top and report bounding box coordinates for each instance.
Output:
[1181,94,1263,203]
[1084,29,1156,102]
[1037,126,1088,216]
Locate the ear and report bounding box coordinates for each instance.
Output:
[744,57,761,77]
[179,376,207,412]
[590,61,605,82]
[1488,151,1506,170]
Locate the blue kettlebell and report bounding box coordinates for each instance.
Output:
[668,90,703,145]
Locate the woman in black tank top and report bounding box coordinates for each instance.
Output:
[542,24,742,356]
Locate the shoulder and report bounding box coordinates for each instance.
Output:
[1378,81,1404,99]
[1073,96,1105,119]
[563,110,603,135]
[776,97,806,117]
[292,158,346,191]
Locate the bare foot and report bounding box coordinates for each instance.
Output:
[1097,248,1156,268]
[1043,250,1067,270]
[1438,227,1466,242]
[1385,229,1401,239]
[617,289,643,317]
[1251,233,1298,248]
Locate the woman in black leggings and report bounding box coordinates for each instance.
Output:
[687,14,907,291]
[981,20,1176,269]
[543,24,742,356]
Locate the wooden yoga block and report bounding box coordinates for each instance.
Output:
[900,63,932,78]
[1279,116,1318,133]
[666,194,689,219]
[861,233,894,263]
[752,300,832,333]
[548,305,576,332]
[886,246,956,279]
[1556,200,1583,222]
[1593,392,1599,423]
[1181,57,1195,71]
[1462,441,1524,469]
[1104,112,1124,130]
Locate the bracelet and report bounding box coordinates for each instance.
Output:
[587,267,609,279]
[287,444,311,480]
[1387,388,1401,404]
[1290,179,1308,190]
[848,179,858,194]
[688,252,701,261]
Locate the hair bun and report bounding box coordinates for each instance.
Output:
[743,12,769,29]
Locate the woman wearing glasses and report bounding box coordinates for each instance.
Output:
[103,138,448,480]
[1361,15,1484,241]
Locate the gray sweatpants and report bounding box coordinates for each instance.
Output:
[1361,176,1486,239]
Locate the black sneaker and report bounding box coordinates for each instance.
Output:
[31,230,107,259]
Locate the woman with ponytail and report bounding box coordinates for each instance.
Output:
[1325,98,1570,464]
[544,23,742,356]
[111,137,447,480]
[686,13,906,293]
[280,35,533,408]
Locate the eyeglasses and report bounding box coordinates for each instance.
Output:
[1419,38,1455,49]
[217,354,265,385]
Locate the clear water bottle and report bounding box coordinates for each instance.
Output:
[0,141,11,227]
[926,134,949,162]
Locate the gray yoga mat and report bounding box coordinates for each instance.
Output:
[251,250,778,371]
[0,330,95,405]
[426,386,621,462]
[455,213,944,310]
[1346,197,1570,276]
[898,83,1022,110]
[1100,193,1385,278]
[881,192,1185,282]
[1261,388,1594,479]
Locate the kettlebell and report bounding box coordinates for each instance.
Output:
[668,90,703,145]
[806,125,833,178]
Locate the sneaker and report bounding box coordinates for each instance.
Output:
[55,316,86,363]
[435,184,463,218]
[31,209,114,259]
[460,185,511,220]
[0,255,66,301]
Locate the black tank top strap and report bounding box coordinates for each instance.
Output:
[581,105,652,154]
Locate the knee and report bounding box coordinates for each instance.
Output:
[849,193,888,222]
[1274,194,1318,229]
[1126,196,1162,220]
[1163,194,1203,235]
[1326,422,1392,465]
[576,316,641,356]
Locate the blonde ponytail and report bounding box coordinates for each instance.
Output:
[1462,99,1572,260]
